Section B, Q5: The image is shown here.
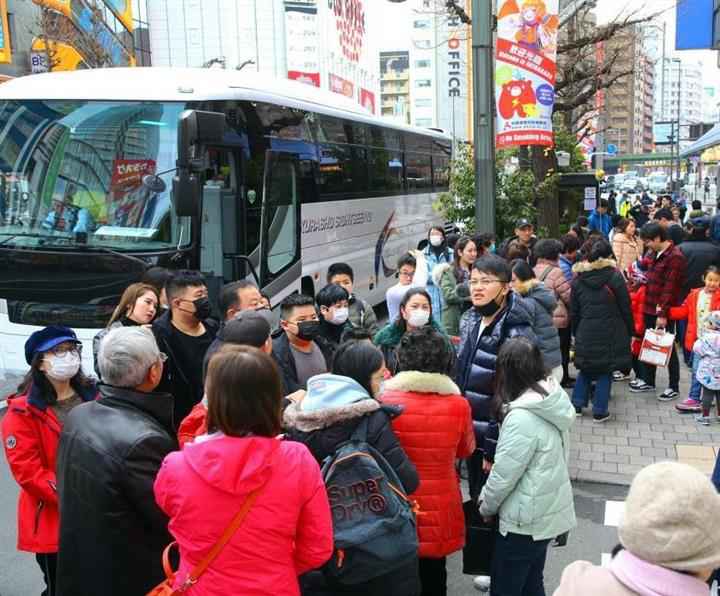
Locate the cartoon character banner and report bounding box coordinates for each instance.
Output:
[495,0,559,148]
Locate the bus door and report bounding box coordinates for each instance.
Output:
[259,151,311,303]
[200,146,263,287]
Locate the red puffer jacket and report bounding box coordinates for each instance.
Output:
[381,371,476,558]
[669,288,720,351]
[1,385,94,553]
[177,403,207,448]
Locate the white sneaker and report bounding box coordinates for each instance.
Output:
[473,575,491,592]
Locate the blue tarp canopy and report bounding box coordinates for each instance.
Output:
[681,123,720,158]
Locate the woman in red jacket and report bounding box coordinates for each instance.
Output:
[1,325,96,596]
[381,327,476,596]
[154,345,333,596]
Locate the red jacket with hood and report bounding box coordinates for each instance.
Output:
[381,371,476,558]
[669,287,720,352]
[154,434,333,595]
[1,383,95,552]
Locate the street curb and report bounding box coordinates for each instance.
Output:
[570,468,633,487]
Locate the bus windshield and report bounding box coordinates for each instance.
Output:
[0,100,189,251]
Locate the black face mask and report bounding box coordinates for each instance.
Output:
[294,320,321,341]
[192,297,212,320]
[476,287,505,317]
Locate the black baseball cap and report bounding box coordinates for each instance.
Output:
[218,310,271,348]
[515,218,533,229]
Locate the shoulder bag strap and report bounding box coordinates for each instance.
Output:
[539,266,553,282]
[178,483,265,591]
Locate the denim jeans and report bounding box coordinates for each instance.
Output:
[572,371,611,416]
[689,353,702,401]
[490,532,550,596]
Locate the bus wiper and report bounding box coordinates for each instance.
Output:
[64,243,149,270]
[0,233,51,247]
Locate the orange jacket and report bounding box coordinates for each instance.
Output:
[177,403,207,448]
[669,288,720,352]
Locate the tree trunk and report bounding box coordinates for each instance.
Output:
[532,146,560,236]
[518,145,531,170]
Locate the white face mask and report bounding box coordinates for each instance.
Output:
[407,309,430,328]
[329,306,349,326]
[45,352,81,381]
[429,235,443,247]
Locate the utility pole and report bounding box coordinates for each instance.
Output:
[472,0,496,233]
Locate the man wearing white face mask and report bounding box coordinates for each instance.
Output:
[316,284,352,355]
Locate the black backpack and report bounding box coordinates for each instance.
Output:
[320,416,418,585]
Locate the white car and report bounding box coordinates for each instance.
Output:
[622,177,640,191]
[648,174,669,194]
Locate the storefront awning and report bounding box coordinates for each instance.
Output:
[681,123,720,157]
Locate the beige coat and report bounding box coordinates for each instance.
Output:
[533,259,571,328]
[612,232,642,274]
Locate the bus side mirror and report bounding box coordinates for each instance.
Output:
[176,109,226,169]
[172,170,201,217]
[174,109,226,217]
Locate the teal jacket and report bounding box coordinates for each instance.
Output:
[479,378,576,541]
[373,318,451,373]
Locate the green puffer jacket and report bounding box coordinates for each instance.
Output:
[479,378,576,541]
[434,263,472,337]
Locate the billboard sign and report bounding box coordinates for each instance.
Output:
[654,121,675,145]
[0,0,11,64]
[676,0,713,50]
[285,2,321,88]
[495,0,559,148]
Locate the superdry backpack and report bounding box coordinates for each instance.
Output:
[320,415,419,585]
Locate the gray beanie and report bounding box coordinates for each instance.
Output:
[619,461,720,572]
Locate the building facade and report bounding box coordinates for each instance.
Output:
[654,58,703,125]
[603,26,655,155]
[148,0,380,115]
[377,0,471,139]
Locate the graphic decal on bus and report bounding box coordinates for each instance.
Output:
[374,211,399,280]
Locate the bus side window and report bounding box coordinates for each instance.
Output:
[265,160,297,274]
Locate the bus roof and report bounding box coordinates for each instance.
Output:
[0,67,452,142]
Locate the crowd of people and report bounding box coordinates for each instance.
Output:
[3,189,720,596]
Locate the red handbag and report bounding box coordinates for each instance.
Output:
[147,486,262,595]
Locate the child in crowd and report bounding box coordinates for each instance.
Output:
[693,311,720,425]
[669,265,720,413]
[327,262,379,335]
[622,261,647,383]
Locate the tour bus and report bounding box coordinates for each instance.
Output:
[0,68,451,374]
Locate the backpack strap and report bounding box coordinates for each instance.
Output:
[539,266,553,282]
[351,414,371,443]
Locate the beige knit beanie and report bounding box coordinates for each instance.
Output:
[619,461,720,572]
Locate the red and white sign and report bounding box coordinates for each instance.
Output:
[331,0,366,63]
[495,0,559,149]
[329,73,354,99]
[360,88,375,114]
[110,159,156,189]
[288,70,320,87]
[285,3,321,87]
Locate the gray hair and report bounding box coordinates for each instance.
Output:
[98,326,160,388]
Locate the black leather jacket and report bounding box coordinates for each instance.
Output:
[56,384,177,596]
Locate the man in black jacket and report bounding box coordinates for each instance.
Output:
[153,270,219,424]
[678,217,720,299]
[273,294,332,393]
[56,326,177,596]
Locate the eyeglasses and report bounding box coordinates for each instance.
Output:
[470,277,505,288]
[398,270,414,278]
[158,352,168,363]
[50,344,81,356]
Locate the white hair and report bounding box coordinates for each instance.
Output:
[98,326,160,388]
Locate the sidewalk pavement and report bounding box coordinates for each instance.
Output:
[568,362,720,486]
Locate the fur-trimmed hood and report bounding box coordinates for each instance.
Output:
[283,397,381,432]
[571,258,617,274]
[514,280,557,314]
[383,370,460,395]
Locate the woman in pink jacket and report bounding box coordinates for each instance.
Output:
[154,346,333,596]
[533,239,573,387]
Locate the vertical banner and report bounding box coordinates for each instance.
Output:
[495,0,559,148]
[0,0,11,65]
[285,1,321,87]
